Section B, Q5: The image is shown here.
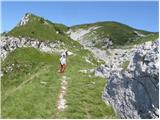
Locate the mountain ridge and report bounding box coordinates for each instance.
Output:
[6,12,158,47]
[17,12,159,33]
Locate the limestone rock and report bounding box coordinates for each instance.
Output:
[18,13,31,26]
[0,36,64,60]
[103,40,159,119]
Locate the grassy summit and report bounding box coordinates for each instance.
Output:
[8,13,70,43]
[71,21,158,47]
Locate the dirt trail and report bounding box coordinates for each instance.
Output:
[56,75,70,111]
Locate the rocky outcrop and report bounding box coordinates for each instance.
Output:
[89,47,136,79]
[68,26,101,41]
[17,13,31,26]
[103,40,159,119]
[134,31,146,37]
[0,36,65,60]
[68,25,115,50]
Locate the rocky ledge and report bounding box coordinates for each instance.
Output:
[103,40,159,119]
[0,36,65,60]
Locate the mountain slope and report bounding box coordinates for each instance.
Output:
[7,13,70,43]
[69,21,158,48]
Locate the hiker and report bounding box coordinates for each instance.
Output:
[59,50,68,73]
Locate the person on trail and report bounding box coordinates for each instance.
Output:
[59,50,68,73]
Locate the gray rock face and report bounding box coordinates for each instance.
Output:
[103,40,159,119]
[0,36,64,60]
[93,48,135,79]
[17,13,31,26]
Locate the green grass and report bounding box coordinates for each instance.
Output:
[129,33,159,45]
[54,52,117,119]
[1,48,62,118]
[1,47,117,118]
[7,13,70,44]
[71,21,158,48]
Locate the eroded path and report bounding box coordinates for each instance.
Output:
[56,76,70,111]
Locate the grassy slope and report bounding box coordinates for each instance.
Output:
[1,48,61,118]
[7,13,70,43]
[71,21,158,47]
[1,46,116,118]
[130,33,159,45]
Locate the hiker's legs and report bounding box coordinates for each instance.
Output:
[59,64,67,73]
[59,64,63,73]
[63,64,67,72]
[61,64,67,73]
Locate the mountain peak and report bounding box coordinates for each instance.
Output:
[17,12,32,26]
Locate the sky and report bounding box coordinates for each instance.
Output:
[1,1,159,32]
